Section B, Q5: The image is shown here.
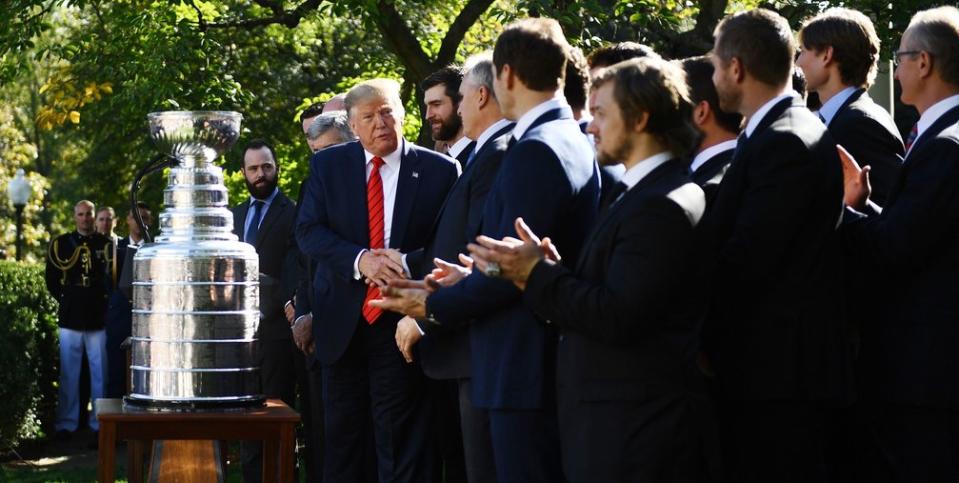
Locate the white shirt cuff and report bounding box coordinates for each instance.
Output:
[401,254,411,278]
[414,319,426,336]
[353,249,367,280]
[294,313,311,326]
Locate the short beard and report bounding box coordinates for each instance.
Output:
[246,175,278,200]
[433,114,463,142]
[597,135,634,167]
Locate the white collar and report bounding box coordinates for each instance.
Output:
[474,118,513,155]
[512,97,567,140]
[817,86,858,126]
[447,136,473,159]
[690,139,738,173]
[363,139,404,167]
[745,91,796,138]
[621,152,673,190]
[916,94,959,141]
[250,187,280,205]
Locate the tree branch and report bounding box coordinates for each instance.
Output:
[204,0,322,29]
[436,0,495,65]
[372,0,433,82]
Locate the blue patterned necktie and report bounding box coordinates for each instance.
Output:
[245,199,264,245]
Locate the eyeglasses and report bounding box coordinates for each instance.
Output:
[893,50,922,67]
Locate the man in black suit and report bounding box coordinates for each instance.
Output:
[797,7,904,206]
[391,53,512,483]
[371,18,599,482]
[702,10,854,482]
[231,139,299,483]
[423,66,474,168]
[681,55,741,204]
[467,55,707,483]
[295,78,458,482]
[841,7,959,482]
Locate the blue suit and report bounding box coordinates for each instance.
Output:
[426,105,599,482]
[295,139,458,483]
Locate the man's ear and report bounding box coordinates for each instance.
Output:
[918,50,935,80]
[694,100,710,127]
[731,57,745,84]
[633,111,650,135]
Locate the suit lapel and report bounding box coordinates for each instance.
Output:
[349,142,371,245]
[390,142,420,249]
[254,193,288,250]
[521,106,572,139]
[235,201,249,240]
[574,160,678,272]
[907,105,959,161]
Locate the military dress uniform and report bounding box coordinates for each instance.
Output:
[45,230,112,432]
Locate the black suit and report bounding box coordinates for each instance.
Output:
[231,190,302,482]
[842,104,959,483]
[828,89,904,206]
[407,123,513,483]
[700,96,854,482]
[690,147,734,207]
[525,158,707,482]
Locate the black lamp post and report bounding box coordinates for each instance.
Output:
[7,169,32,261]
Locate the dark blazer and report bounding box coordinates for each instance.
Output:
[295,140,459,365]
[453,140,476,171]
[843,104,959,408]
[232,191,297,340]
[524,158,706,481]
[700,96,854,403]
[828,88,904,206]
[426,106,600,409]
[405,124,513,380]
[690,147,734,206]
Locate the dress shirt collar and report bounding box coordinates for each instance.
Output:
[745,91,796,138]
[473,118,513,155]
[446,136,473,160]
[363,138,405,168]
[916,94,959,141]
[690,139,738,174]
[621,151,673,191]
[512,97,568,141]
[817,86,858,126]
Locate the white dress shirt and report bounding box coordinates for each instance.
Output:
[472,118,513,157]
[907,93,959,158]
[744,92,797,138]
[690,139,738,174]
[620,152,673,192]
[512,97,568,141]
[353,140,405,279]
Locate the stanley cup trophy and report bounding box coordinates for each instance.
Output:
[125,111,264,410]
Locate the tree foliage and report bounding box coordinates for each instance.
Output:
[0,0,927,262]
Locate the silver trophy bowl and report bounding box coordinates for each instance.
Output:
[147,111,242,167]
[127,110,263,410]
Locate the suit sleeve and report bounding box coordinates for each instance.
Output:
[524,199,694,345]
[843,137,959,274]
[832,114,903,205]
[427,140,574,326]
[295,156,366,279]
[718,134,837,285]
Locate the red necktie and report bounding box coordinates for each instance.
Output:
[362,156,386,324]
[905,123,918,152]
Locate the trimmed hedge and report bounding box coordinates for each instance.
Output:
[0,260,59,449]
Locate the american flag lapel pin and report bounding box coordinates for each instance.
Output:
[412,171,419,178]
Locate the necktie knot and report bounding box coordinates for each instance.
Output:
[371,156,385,170]
[905,123,919,152]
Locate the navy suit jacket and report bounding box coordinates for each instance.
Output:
[829,89,904,206]
[690,147,734,207]
[295,140,458,365]
[843,105,959,408]
[426,106,600,409]
[405,123,513,380]
[700,96,854,404]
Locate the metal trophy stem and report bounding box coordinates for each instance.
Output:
[125,111,264,410]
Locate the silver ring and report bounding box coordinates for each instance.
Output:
[484,262,501,278]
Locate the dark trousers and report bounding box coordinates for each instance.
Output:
[104,291,132,398]
[486,408,563,483]
[323,318,432,483]
[429,379,467,483]
[457,379,496,483]
[243,336,308,482]
[856,401,959,483]
[558,391,702,483]
[304,359,324,482]
[719,400,829,483]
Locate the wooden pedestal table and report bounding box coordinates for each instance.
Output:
[96,398,299,483]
